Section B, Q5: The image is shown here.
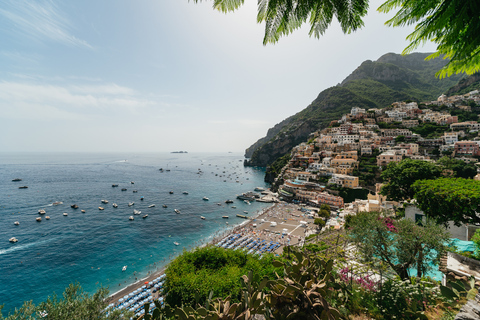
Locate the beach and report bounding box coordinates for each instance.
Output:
[107,201,315,305]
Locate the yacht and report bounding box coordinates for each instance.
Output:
[148,204,155,208]
[129,216,134,220]
[9,237,18,243]
[174,209,181,214]
[98,207,104,210]
[113,203,118,208]
[63,212,68,216]
[202,197,209,201]
[38,209,46,215]
[14,221,19,225]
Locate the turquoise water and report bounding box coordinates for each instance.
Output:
[0,152,271,313]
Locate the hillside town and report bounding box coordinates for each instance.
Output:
[272,90,480,233]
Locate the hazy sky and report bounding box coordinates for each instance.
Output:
[0,0,438,153]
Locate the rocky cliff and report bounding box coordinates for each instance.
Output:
[245,52,463,167]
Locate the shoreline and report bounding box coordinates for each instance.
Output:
[108,204,276,304]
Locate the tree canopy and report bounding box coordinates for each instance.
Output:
[437,156,477,179]
[380,159,442,202]
[193,0,480,77]
[413,177,480,226]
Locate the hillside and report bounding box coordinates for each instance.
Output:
[245,52,464,167]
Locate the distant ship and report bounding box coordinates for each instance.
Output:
[171,151,188,153]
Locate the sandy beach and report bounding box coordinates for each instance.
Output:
[108,201,315,304]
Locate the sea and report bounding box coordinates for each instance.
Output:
[0,152,271,313]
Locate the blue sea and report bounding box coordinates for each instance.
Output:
[0,152,271,313]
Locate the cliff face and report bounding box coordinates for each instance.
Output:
[245,52,463,167]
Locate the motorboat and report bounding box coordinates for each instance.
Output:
[129,216,134,220]
[52,201,63,205]
[169,191,174,194]
[173,242,179,246]
[112,184,119,187]
[183,191,189,194]
[243,211,249,214]
[36,217,42,222]
[140,196,144,200]
[237,193,256,201]
[113,203,118,208]
[81,210,85,213]
[38,209,46,215]
[225,200,233,204]
[101,199,109,204]
[63,212,68,216]
[128,202,134,206]
[244,200,251,205]
[174,209,181,214]
[9,237,18,243]
[200,216,206,220]
[71,204,79,209]
[202,197,209,201]
[131,181,135,184]
[222,216,229,219]
[133,209,141,215]
[12,178,22,182]
[122,265,127,271]
[148,204,155,208]
[45,216,50,220]
[121,188,127,191]
[133,190,138,193]
[217,203,222,206]
[98,207,104,210]
[162,204,168,208]
[18,186,28,189]
[14,221,19,225]
[254,187,265,192]
[142,214,148,219]
[231,206,236,209]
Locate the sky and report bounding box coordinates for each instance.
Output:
[0,0,439,153]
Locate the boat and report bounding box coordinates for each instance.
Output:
[12,178,22,182]
[183,191,189,194]
[45,216,50,220]
[131,181,135,184]
[222,216,229,219]
[166,169,170,172]
[71,204,79,209]
[140,196,144,200]
[200,216,206,220]
[129,216,134,220]
[18,186,28,189]
[122,265,127,271]
[217,203,222,206]
[63,212,68,216]
[231,206,236,209]
[254,187,265,192]
[225,200,234,204]
[169,191,174,194]
[52,201,63,205]
[162,204,168,208]
[148,204,155,208]
[202,197,209,201]
[142,214,148,219]
[9,237,18,243]
[14,221,19,225]
[174,209,181,214]
[243,211,248,214]
[38,209,46,215]
[236,214,249,219]
[174,242,179,246]
[244,200,250,205]
[99,207,105,210]
[113,203,118,208]
[81,210,85,213]
[36,217,42,222]
[133,190,138,193]
[237,193,256,201]
[101,199,109,204]
[128,202,134,206]
[121,188,127,191]
[112,184,119,187]
[133,209,141,215]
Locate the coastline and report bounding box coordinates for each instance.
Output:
[107,204,276,304]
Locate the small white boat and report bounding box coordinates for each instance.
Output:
[129,216,134,220]
[128,202,134,206]
[9,237,18,243]
[81,209,86,213]
[200,216,206,220]
[133,209,141,215]
[63,212,68,216]
[36,217,42,222]
[122,265,127,271]
[38,209,46,215]
[14,221,19,225]
[174,242,179,246]
[45,216,50,220]
[174,209,181,214]
[183,191,189,194]
[101,199,109,204]
[52,201,63,205]
[98,207,104,210]
[231,206,236,209]
[202,197,209,201]
[162,204,168,208]
[148,204,155,208]
[222,216,229,219]
[113,203,118,208]
[142,214,148,219]
[243,211,248,214]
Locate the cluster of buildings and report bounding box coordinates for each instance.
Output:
[275,91,480,212]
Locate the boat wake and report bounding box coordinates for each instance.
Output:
[0,238,57,256]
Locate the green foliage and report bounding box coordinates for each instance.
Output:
[413,177,480,226]
[314,218,326,228]
[164,246,281,308]
[380,159,442,201]
[410,123,449,138]
[395,135,405,143]
[379,0,480,78]
[437,156,477,179]
[472,229,480,259]
[348,211,450,280]
[0,283,131,320]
